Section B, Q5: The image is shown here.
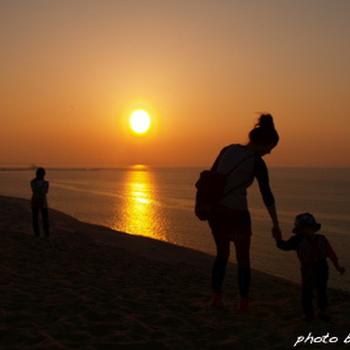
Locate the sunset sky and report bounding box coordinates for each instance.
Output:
[1,0,349,167]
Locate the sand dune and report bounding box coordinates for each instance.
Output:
[0,195,349,349]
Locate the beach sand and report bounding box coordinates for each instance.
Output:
[0,195,349,349]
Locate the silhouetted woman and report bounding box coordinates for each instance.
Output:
[208,114,281,311]
[31,167,50,237]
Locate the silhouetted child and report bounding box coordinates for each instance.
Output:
[274,213,345,321]
[31,167,50,238]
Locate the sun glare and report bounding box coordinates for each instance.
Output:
[129,110,151,134]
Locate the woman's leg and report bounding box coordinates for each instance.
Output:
[233,235,251,298]
[211,231,230,292]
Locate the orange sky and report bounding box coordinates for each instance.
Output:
[1,0,349,167]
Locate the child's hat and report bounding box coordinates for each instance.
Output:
[292,213,321,233]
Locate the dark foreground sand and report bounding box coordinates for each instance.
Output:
[0,195,349,349]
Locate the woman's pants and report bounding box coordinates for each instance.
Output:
[208,207,252,298]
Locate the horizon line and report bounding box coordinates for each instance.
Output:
[1,165,350,171]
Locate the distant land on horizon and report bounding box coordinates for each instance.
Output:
[1,165,350,171]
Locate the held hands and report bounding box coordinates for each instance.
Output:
[272,225,282,241]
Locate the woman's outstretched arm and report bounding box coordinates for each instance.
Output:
[267,204,280,227]
[254,156,281,235]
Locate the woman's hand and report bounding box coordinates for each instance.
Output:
[272,225,282,241]
[266,205,281,240]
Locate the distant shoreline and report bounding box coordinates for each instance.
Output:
[1,166,350,171]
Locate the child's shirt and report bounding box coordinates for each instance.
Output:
[276,234,338,267]
[31,178,49,208]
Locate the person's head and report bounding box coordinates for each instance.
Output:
[35,167,46,180]
[248,114,279,156]
[292,213,321,236]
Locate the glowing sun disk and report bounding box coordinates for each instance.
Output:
[129,110,151,134]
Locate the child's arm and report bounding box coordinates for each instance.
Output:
[324,237,346,274]
[275,235,299,251]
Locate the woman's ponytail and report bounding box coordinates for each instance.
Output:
[249,113,279,146]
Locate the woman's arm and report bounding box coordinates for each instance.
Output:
[254,157,281,233]
[267,205,279,227]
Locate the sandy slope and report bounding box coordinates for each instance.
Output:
[0,195,349,349]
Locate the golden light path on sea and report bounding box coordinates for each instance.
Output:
[114,165,166,241]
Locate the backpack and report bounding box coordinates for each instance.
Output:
[194,145,254,221]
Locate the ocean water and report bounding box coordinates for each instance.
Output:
[1,166,350,291]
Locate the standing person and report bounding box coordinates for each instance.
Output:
[31,167,50,238]
[273,213,345,321]
[208,114,281,312]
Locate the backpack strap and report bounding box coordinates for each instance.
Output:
[212,144,255,177]
[222,154,256,198]
[211,145,256,199]
[225,153,255,177]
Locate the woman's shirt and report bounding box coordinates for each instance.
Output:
[31,178,49,208]
[215,144,275,211]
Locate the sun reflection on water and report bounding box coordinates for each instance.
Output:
[114,165,166,240]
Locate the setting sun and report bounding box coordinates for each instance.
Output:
[129,110,151,135]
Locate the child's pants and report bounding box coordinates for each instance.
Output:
[301,261,329,315]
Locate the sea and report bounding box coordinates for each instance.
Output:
[1,166,349,291]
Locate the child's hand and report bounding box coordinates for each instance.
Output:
[337,266,346,275]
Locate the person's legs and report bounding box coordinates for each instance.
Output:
[209,211,231,293]
[230,210,252,312]
[208,212,231,308]
[316,262,329,319]
[211,231,230,293]
[41,208,50,237]
[32,207,40,236]
[301,268,315,319]
[233,235,251,298]
[301,287,314,319]
[208,209,252,310]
